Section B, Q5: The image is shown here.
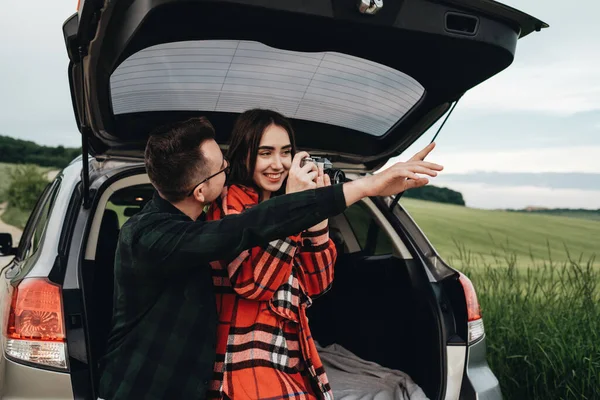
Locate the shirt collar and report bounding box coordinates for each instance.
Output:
[152,191,190,218]
[152,191,206,221]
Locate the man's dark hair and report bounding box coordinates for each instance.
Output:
[226,109,296,199]
[145,117,216,202]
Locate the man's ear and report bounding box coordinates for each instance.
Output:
[192,184,206,204]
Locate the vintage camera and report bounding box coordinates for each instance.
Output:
[300,156,346,185]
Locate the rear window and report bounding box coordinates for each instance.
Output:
[110,40,424,137]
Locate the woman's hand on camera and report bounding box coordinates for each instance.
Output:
[307,165,330,232]
[286,152,318,194]
[315,165,331,189]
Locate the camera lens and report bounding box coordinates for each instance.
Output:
[326,169,346,185]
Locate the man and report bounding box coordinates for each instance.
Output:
[98,117,442,400]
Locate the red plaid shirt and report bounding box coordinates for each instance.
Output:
[206,185,336,400]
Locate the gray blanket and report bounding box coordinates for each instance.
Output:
[316,343,429,400]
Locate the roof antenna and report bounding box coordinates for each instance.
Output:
[388,97,462,212]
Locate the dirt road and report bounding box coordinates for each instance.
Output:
[0,203,22,267]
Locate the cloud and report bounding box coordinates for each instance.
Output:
[436,172,600,191]
[435,146,600,174]
[458,0,600,116]
[386,145,600,174]
[0,1,77,146]
[415,109,600,153]
[459,62,600,116]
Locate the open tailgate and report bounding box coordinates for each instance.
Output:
[64,0,547,169]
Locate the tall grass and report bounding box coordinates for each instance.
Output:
[457,243,599,399]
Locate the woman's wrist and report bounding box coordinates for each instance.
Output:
[306,220,328,233]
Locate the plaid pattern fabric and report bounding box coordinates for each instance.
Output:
[98,185,346,400]
[206,185,336,400]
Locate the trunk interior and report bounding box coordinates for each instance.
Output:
[83,178,444,399]
[307,253,443,398]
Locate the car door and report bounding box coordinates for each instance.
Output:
[0,179,64,396]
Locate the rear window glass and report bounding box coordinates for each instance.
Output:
[110,40,424,137]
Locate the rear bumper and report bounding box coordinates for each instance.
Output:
[460,336,502,400]
[1,356,74,399]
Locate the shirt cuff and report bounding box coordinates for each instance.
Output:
[302,226,330,247]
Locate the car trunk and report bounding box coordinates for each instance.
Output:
[63,1,546,398]
[83,175,447,399]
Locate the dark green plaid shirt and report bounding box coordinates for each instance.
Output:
[97,185,346,400]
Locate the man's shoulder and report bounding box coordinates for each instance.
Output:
[122,202,155,227]
[121,198,191,238]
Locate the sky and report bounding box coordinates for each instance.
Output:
[0,0,598,209]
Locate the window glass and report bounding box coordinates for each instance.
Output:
[343,201,394,256]
[17,180,60,261]
[110,40,425,137]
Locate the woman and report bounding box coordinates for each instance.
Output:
[206,109,336,400]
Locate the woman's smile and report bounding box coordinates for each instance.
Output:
[264,172,283,182]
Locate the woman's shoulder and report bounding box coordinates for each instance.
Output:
[227,184,258,198]
[226,184,259,210]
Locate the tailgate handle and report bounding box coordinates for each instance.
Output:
[445,12,479,36]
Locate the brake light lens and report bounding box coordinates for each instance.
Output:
[458,272,485,343]
[3,278,68,369]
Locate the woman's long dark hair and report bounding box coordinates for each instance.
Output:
[226,109,297,200]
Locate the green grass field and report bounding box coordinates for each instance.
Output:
[400,198,599,268]
[401,198,599,399]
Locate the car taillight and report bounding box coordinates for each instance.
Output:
[3,278,68,370]
[458,272,485,344]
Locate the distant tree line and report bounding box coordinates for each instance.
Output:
[506,208,600,221]
[507,208,600,213]
[0,135,80,169]
[403,185,466,206]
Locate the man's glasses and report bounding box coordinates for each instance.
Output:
[187,157,230,197]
